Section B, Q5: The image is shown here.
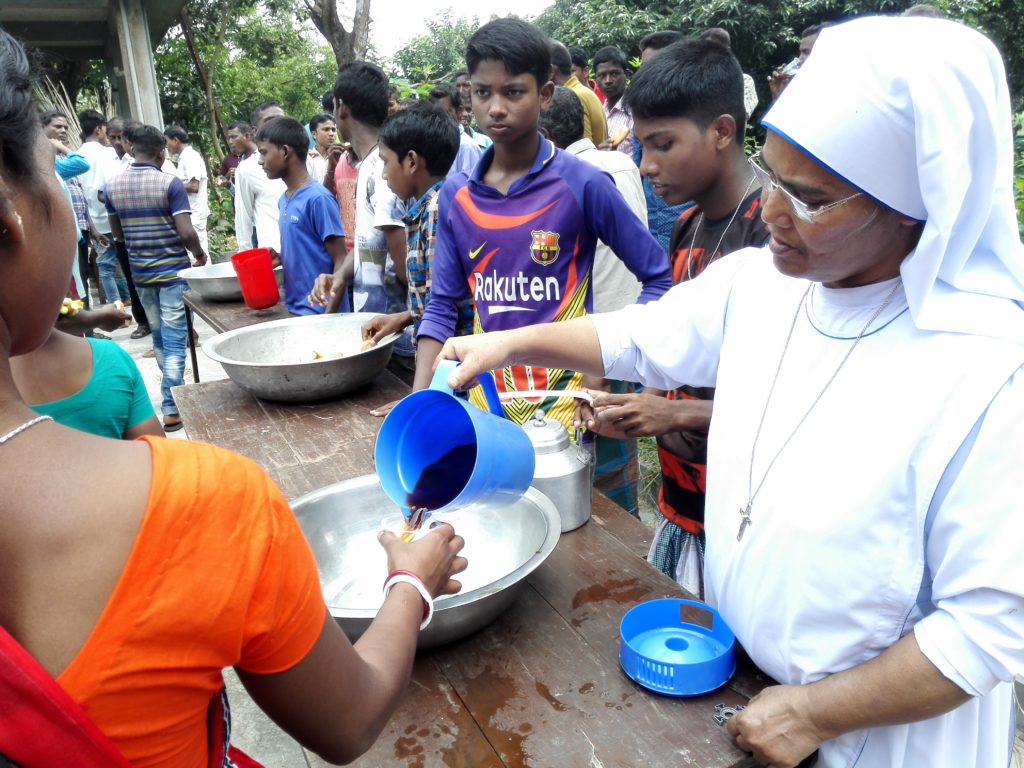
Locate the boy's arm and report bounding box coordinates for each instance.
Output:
[108,212,125,244]
[324,236,347,274]
[382,226,408,286]
[583,171,671,303]
[174,213,207,265]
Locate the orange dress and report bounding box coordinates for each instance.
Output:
[57,436,327,767]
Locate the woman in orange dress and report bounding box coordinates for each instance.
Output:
[0,29,466,768]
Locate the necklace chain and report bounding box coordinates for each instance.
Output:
[686,175,757,282]
[0,414,53,446]
[738,279,904,542]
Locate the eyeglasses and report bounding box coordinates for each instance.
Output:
[749,152,862,223]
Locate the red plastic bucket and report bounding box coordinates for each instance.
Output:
[230,248,279,309]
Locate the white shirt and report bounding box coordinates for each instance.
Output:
[174,144,209,218]
[76,140,120,233]
[565,138,644,313]
[234,153,285,251]
[352,146,406,315]
[593,249,1024,768]
[307,150,329,188]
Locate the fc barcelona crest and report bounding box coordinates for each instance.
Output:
[530,230,560,266]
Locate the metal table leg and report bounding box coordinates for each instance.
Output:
[186,307,200,383]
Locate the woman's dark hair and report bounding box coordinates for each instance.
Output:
[39,109,65,127]
[0,30,40,183]
[624,39,746,142]
[538,86,584,149]
[333,61,389,128]
[255,116,309,157]
[379,102,459,178]
[465,18,552,92]
[164,124,188,143]
[309,113,334,132]
[592,46,628,72]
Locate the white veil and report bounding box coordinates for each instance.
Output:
[763,16,1024,343]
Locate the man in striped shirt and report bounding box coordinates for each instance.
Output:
[105,124,207,433]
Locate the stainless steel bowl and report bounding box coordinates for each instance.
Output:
[202,313,400,402]
[177,261,283,302]
[291,474,560,648]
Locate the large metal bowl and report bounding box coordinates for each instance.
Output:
[291,474,560,649]
[178,261,283,301]
[202,313,400,402]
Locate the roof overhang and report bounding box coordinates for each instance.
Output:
[0,0,186,62]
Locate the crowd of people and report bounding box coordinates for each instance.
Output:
[0,4,1022,767]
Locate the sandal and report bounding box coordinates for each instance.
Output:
[131,324,151,339]
[163,415,184,432]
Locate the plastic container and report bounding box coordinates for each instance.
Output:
[230,248,279,309]
[619,598,736,697]
[374,360,535,517]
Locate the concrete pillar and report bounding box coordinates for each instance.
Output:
[110,0,163,125]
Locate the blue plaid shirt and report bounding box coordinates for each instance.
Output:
[104,163,192,285]
[405,181,474,337]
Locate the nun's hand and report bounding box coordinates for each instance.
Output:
[438,331,516,391]
[726,685,824,768]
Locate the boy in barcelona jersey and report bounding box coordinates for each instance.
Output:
[415,18,671,430]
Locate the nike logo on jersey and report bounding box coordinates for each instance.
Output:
[469,243,486,260]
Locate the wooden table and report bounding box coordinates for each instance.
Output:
[173,375,770,767]
[183,290,292,383]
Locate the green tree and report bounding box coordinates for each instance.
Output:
[390,10,483,84]
[156,1,337,162]
[535,0,1023,116]
[154,0,338,257]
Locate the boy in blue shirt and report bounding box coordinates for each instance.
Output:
[255,116,347,315]
[415,18,671,431]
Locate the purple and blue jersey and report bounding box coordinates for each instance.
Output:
[419,134,670,425]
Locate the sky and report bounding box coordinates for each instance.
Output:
[358,0,557,60]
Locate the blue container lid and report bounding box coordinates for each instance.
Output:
[619,598,736,697]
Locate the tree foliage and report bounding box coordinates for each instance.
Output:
[389,10,483,85]
[535,0,1023,115]
[156,0,337,163]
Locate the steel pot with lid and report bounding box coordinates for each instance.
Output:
[523,411,592,532]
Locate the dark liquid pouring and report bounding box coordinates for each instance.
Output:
[405,442,477,517]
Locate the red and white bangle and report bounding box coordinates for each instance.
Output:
[382,570,434,630]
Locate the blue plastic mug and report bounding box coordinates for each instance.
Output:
[375,360,536,516]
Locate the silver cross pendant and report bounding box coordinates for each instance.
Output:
[737,504,752,541]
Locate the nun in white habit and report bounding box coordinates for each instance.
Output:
[436,14,1024,768]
